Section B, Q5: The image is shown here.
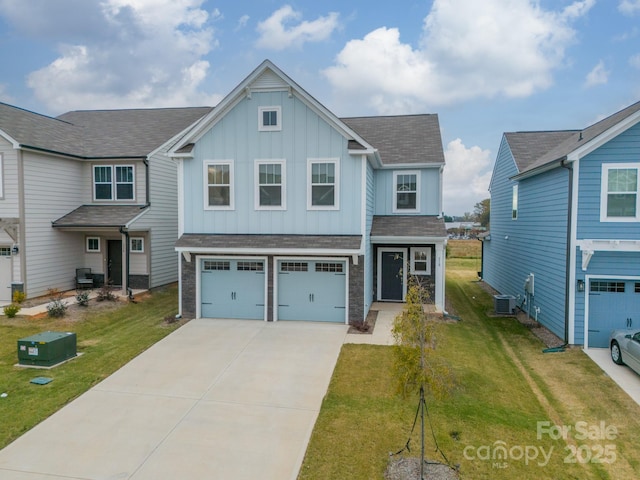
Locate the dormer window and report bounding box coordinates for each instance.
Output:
[258,106,281,131]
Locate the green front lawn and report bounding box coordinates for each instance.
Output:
[0,286,182,449]
[299,259,640,479]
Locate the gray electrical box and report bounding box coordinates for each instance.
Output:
[17,331,77,367]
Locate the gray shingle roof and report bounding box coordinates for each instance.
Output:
[175,234,362,250]
[507,100,640,175]
[505,131,578,172]
[52,205,148,228]
[371,215,447,238]
[0,102,212,159]
[0,103,84,155]
[342,115,445,166]
[57,107,212,158]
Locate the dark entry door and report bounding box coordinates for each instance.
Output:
[107,240,123,286]
[381,250,404,301]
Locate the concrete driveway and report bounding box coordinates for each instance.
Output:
[583,347,640,407]
[0,319,348,480]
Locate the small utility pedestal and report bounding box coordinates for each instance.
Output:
[17,331,77,367]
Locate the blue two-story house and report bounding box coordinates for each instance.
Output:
[171,60,447,325]
[482,100,640,348]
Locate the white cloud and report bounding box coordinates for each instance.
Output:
[256,5,339,50]
[324,0,594,114]
[236,14,250,30]
[630,53,640,69]
[17,0,221,112]
[619,0,640,15]
[443,139,493,216]
[584,61,609,87]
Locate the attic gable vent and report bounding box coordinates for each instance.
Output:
[252,70,288,90]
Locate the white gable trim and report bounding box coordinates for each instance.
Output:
[169,60,375,156]
[567,109,640,161]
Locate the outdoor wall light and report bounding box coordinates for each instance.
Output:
[577,279,585,292]
[11,245,18,255]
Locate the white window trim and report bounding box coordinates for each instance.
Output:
[410,247,431,275]
[86,236,101,253]
[512,184,518,220]
[130,237,144,253]
[258,106,282,132]
[204,160,234,210]
[307,158,340,210]
[600,163,640,222]
[0,153,4,199]
[93,164,136,201]
[392,170,420,213]
[255,159,286,210]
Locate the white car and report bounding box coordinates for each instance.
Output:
[610,329,640,375]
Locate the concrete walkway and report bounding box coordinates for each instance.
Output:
[0,319,348,480]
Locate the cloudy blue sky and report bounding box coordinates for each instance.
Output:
[0,0,639,216]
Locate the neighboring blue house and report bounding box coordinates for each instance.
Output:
[171,60,447,324]
[482,100,640,347]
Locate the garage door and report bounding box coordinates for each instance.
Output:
[277,260,346,323]
[0,249,11,303]
[201,259,265,320]
[588,280,640,347]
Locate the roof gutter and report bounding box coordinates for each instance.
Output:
[511,156,569,182]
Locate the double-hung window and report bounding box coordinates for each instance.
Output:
[410,247,431,275]
[308,159,339,209]
[258,106,281,131]
[130,237,144,253]
[393,170,420,212]
[86,237,100,253]
[93,165,134,201]
[255,160,285,209]
[205,161,233,209]
[601,164,640,221]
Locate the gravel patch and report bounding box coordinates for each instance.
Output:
[385,457,460,480]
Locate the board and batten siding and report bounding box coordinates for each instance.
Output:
[373,168,441,215]
[182,91,362,235]
[22,152,85,297]
[132,150,179,287]
[364,160,375,316]
[484,137,570,340]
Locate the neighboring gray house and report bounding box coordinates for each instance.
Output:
[0,103,211,301]
[171,60,448,325]
[482,100,640,348]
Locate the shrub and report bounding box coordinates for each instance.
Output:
[96,282,117,302]
[12,290,26,304]
[3,303,20,318]
[75,290,90,307]
[47,295,68,318]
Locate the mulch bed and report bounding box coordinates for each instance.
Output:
[348,308,378,334]
[385,457,460,480]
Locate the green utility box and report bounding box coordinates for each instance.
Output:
[17,331,77,367]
